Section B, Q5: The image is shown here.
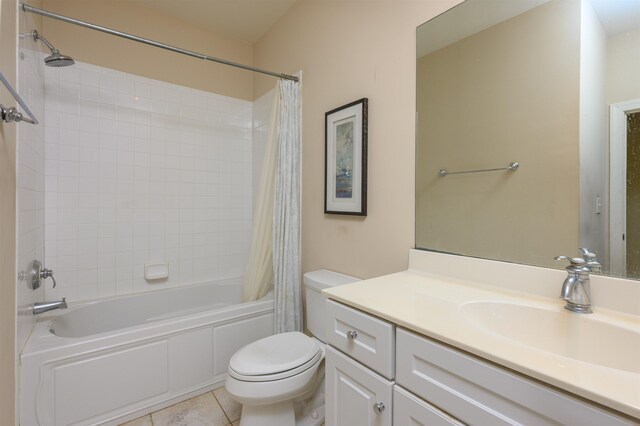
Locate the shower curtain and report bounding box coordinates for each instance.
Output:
[273,80,302,333]
[243,79,302,334]
[242,90,279,302]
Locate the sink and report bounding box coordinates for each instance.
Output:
[460,301,640,374]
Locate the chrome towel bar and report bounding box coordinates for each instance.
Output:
[439,162,519,177]
[0,70,39,124]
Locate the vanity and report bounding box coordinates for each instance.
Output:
[319,0,640,423]
[322,249,640,425]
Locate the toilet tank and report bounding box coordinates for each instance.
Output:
[304,269,359,342]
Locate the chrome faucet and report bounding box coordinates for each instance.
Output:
[579,247,602,273]
[555,254,598,314]
[33,298,67,315]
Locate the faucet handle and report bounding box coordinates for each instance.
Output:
[579,248,596,260]
[554,255,586,266]
[579,248,602,272]
[40,267,56,288]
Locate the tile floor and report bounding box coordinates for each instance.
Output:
[121,387,241,426]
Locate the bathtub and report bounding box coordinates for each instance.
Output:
[20,278,274,426]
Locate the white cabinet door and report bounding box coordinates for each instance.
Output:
[396,328,636,426]
[393,386,464,426]
[326,300,395,379]
[326,346,393,426]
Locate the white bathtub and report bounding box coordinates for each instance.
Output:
[21,278,274,426]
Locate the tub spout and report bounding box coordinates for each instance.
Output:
[33,298,67,315]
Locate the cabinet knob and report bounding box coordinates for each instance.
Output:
[346,330,358,340]
[373,402,385,415]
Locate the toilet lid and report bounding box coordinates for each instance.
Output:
[229,332,320,376]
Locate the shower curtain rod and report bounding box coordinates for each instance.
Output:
[21,3,299,82]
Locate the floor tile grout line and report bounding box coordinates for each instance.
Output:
[122,387,239,426]
[212,389,233,424]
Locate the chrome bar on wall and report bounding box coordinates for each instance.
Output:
[0,71,39,124]
[439,162,519,177]
[21,3,299,83]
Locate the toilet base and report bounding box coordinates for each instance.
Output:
[239,400,325,426]
[228,342,327,426]
[294,399,325,426]
[240,401,295,426]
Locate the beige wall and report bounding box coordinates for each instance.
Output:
[606,26,640,276]
[628,112,640,278]
[40,0,254,100]
[0,0,18,422]
[416,0,581,268]
[579,0,607,265]
[253,0,462,279]
[607,27,640,105]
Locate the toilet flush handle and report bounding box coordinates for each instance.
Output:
[346,330,358,340]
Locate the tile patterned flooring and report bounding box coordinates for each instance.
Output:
[121,387,241,426]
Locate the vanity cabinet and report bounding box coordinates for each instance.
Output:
[325,300,395,425]
[393,386,463,426]
[325,300,636,426]
[325,299,395,379]
[396,328,633,426]
[326,346,393,426]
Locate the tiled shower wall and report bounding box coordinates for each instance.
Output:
[43,60,253,302]
[17,13,45,354]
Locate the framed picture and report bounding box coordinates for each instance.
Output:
[324,98,368,215]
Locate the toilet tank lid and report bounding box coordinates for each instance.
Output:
[304,269,360,291]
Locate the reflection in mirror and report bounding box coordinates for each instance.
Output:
[416,0,640,279]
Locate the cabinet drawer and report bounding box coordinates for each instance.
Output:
[326,300,395,379]
[394,386,463,426]
[325,346,393,426]
[396,328,634,426]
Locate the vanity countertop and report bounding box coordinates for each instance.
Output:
[323,267,640,420]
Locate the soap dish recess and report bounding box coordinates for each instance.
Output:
[145,262,169,280]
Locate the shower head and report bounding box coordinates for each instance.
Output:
[30,30,74,67]
[44,51,75,67]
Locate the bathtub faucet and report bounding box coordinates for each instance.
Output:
[33,298,67,315]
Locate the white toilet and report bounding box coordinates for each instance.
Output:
[225,270,359,426]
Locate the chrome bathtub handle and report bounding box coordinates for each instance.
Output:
[40,268,56,288]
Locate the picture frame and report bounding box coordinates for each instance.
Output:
[324,98,368,216]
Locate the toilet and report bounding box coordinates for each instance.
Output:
[225,270,359,426]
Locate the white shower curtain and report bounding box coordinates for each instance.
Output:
[273,80,302,333]
[243,79,302,334]
[242,90,280,302]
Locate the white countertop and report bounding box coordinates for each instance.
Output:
[323,255,640,420]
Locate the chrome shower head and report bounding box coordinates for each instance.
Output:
[31,30,75,67]
[44,51,75,67]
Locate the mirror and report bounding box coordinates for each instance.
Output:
[416,0,640,279]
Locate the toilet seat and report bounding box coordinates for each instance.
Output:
[228,332,321,382]
[229,350,323,382]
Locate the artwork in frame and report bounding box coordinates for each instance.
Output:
[324,98,368,215]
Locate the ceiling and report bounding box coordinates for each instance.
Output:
[418,0,640,58]
[130,0,298,44]
[417,0,549,57]
[591,0,640,36]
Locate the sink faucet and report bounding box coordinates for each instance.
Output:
[579,247,602,273]
[33,298,67,315]
[554,256,594,313]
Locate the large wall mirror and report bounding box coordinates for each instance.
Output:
[416,0,640,279]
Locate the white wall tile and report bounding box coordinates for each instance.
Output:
[16,19,47,356]
[44,60,253,302]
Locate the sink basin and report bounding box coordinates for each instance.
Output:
[460,301,640,374]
